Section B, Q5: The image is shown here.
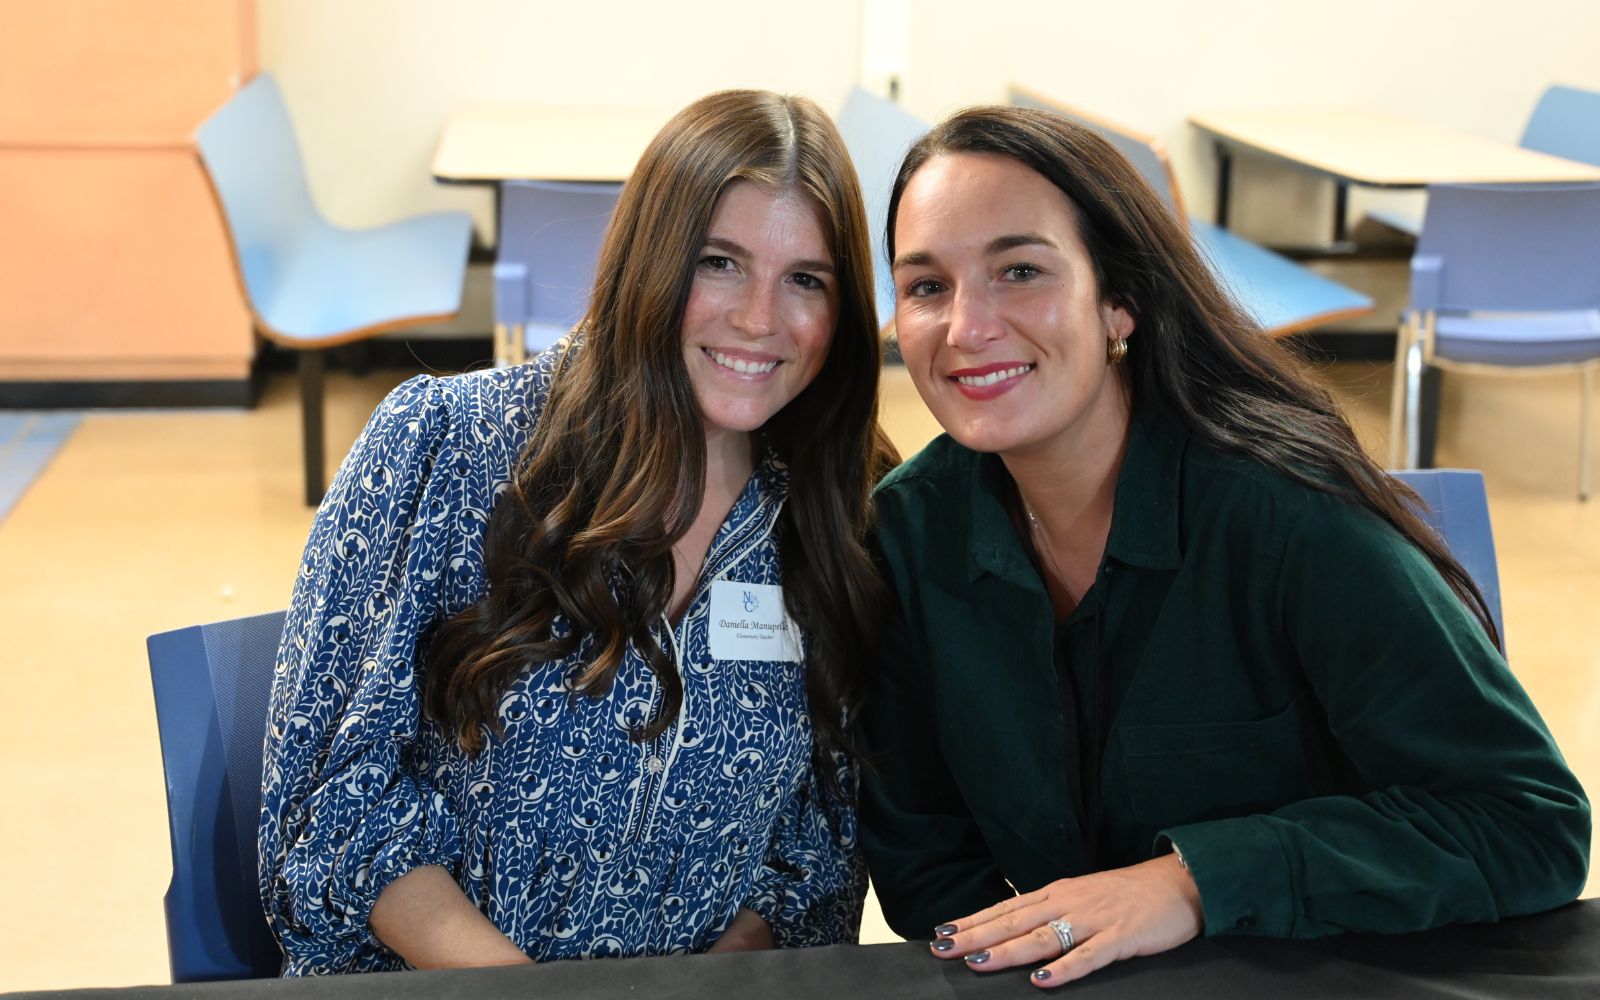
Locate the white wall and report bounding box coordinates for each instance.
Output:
[257,0,867,238]
[898,0,1600,238]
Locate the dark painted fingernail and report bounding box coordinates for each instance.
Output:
[934,923,958,937]
[965,950,991,965]
[1033,969,1053,982]
[931,937,956,952]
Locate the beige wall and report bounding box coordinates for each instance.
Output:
[257,0,867,238]
[259,1,1600,249]
[898,0,1600,239]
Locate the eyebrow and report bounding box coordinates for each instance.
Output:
[892,232,1060,271]
[704,236,835,274]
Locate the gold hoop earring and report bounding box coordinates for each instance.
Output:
[1107,337,1128,364]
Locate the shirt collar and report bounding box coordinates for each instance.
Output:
[966,407,1185,583]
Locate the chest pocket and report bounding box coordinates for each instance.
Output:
[1118,693,1319,840]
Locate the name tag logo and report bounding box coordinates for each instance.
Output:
[710,580,802,663]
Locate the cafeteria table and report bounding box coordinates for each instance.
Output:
[7,899,1597,1000]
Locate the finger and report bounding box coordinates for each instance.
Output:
[963,918,1082,974]
[941,887,1048,935]
[932,899,1063,960]
[1031,936,1120,989]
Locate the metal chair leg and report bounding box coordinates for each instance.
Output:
[1581,365,1594,502]
[299,349,326,507]
[1388,318,1411,469]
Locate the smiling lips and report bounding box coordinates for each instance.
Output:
[705,347,780,377]
[949,362,1035,399]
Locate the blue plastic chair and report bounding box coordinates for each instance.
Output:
[148,610,287,982]
[1008,87,1374,337]
[1388,184,1600,498]
[836,88,931,334]
[492,180,620,366]
[1521,84,1600,167]
[1388,469,1505,644]
[195,74,472,505]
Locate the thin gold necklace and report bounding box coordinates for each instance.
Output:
[1023,502,1076,607]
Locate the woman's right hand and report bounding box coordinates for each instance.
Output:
[369,865,533,969]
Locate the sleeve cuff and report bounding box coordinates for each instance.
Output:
[742,880,787,942]
[1158,815,1297,938]
[325,786,465,955]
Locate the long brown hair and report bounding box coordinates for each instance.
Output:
[887,106,1500,649]
[426,90,899,775]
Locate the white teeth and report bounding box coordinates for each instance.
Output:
[955,364,1035,387]
[709,349,778,375]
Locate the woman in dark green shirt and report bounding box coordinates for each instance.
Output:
[858,106,1590,989]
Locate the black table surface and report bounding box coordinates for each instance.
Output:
[10,900,1598,999]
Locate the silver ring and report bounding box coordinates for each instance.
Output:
[1047,918,1075,955]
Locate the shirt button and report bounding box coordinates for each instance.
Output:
[646,756,665,774]
[1235,913,1257,930]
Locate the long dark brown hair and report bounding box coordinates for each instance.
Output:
[426,90,899,777]
[886,106,1500,649]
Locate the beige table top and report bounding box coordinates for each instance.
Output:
[1190,108,1600,187]
[432,105,676,183]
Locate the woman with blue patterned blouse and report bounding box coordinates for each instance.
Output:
[259,90,899,974]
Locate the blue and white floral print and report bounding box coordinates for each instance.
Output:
[259,343,864,974]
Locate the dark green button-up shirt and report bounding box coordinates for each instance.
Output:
[859,412,1590,941]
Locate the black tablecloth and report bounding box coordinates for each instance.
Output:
[10,900,1598,999]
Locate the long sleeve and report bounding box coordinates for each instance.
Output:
[259,375,474,974]
[743,750,868,948]
[857,488,1015,939]
[1165,491,1591,940]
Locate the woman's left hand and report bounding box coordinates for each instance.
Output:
[929,854,1204,988]
[707,907,776,952]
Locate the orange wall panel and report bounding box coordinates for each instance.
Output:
[0,0,257,147]
[0,147,253,379]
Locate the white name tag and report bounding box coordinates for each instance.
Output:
[708,580,803,663]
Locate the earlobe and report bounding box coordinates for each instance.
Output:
[1104,303,1135,365]
[1103,301,1136,341]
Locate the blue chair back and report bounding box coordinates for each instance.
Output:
[1412,184,1600,314]
[149,610,287,981]
[195,74,324,323]
[1007,86,1182,213]
[1521,85,1600,167]
[836,88,930,330]
[494,180,621,354]
[1388,469,1505,644]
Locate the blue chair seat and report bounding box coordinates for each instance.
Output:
[257,212,472,343]
[1191,220,1376,335]
[1007,86,1373,337]
[1434,310,1600,367]
[1363,205,1424,238]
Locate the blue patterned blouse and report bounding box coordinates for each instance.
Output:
[259,344,865,974]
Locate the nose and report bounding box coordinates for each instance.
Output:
[946,282,1003,351]
[730,281,777,338]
